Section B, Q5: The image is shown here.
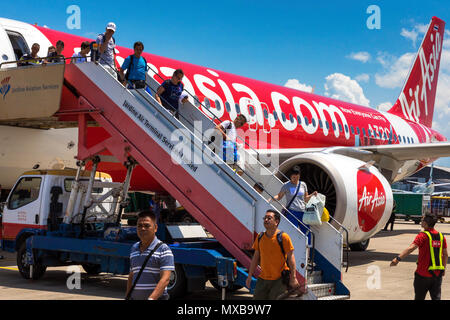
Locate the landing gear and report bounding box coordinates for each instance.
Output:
[349,239,370,251]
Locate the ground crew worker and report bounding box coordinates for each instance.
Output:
[390,214,448,300]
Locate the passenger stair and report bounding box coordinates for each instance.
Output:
[61,62,348,299]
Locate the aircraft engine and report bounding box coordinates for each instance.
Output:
[277,152,393,245]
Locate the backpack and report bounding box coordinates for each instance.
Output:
[257,231,290,285]
[91,34,116,62]
[257,231,285,256]
[124,55,148,81]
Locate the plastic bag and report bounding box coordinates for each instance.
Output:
[303,203,322,226]
[304,193,326,226]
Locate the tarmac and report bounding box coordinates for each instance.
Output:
[0,219,448,300]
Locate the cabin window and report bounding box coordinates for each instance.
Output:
[362,128,366,137]
[338,124,343,132]
[215,100,222,112]
[297,115,302,125]
[325,121,330,130]
[8,177,42,210]
[225,101,231,113]
[263,108,269,119]
[407,137,411,144]
[281,112,286,122]
[235,103,241,114]
[289,114,295,123]
[249,106,255,117]
[273,110,278,121]
[332,122,337,131]
[194,95,201,107]
[304,117,309,126]
[350,126,355,134]
[356,127,360,135]
[6,30,30,61]
[344,124,349,133]
[319,120,323,129]
[204,98,211,109]
[311,118,316,127]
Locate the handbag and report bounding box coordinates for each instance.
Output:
[125,241,163,300]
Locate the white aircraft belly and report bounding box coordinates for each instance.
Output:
[0,126,78,188]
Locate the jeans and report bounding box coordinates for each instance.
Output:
[283,209,311,245]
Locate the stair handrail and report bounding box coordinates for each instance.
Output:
[107,63,317,268]
[327,215,350,272]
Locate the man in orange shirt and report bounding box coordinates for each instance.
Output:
[246,209,299,299]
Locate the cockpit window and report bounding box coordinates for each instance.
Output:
[6,30,30,61]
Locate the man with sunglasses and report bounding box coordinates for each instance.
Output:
[246,209,299,299]
[126,211,174,300]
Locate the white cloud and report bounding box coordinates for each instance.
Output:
[400,28,419,46]
[324,73,370,107]
[284,79,313,93]
[347,51,371,63]
[400,23,428,47]
[377,102,392,112]
[355,73,370,83]
[375,52,415,88]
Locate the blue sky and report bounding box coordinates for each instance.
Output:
[2,0,450,167]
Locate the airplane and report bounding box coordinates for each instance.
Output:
[0,16,449,249]
[405,163,450,195]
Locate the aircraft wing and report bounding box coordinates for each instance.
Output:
[256,141,450,162]
[254,141,450,183]
[434,182,450,187]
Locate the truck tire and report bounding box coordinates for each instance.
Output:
[167,264,187,299]
[17,242,46,280]
[82,263,102,275]
[349,239,370,251]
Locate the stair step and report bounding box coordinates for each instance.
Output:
[318,295,350,301]
[307,271,323,285]
[308,283,335,298]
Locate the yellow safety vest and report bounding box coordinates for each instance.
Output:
[422,231,445,274]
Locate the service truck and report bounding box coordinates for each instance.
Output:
[0,163,250,298]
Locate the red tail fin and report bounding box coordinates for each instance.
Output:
[388,17,445,127]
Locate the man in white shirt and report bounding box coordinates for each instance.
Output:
[215,114,247,166]
[96,22,117,76]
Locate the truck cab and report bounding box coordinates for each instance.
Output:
[1,169,112,252]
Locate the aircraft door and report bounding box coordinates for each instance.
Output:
[0,26,16,68]
[261,102,271,134]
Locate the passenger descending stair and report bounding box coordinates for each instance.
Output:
[63,62,349,299]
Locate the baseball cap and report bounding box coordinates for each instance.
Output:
[106,22,116,32]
